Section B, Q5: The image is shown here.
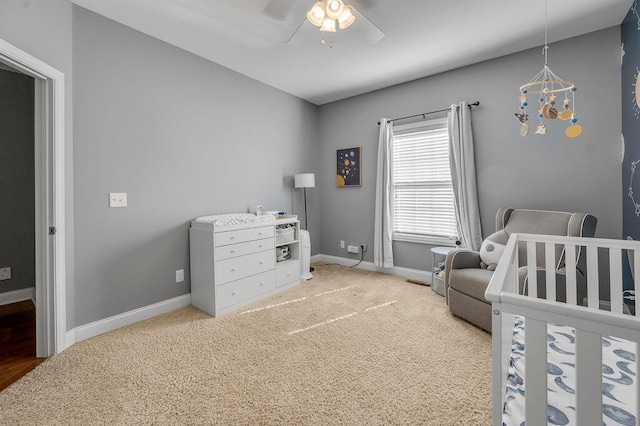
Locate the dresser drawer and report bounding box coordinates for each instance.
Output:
[216,270,276,310]
[215,226,274,247]
[216,251,275,285]
[276,261,300,287]
[215,238,274,261]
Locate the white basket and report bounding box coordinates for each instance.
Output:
[275,228,295,245]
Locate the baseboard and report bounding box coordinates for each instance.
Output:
[311,254,431,283]
[65,329,76,350]
[0,287,35,306]
[74,294,192,343]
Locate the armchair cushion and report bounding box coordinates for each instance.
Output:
[449,268,494,301]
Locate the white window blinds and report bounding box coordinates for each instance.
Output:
[392,118,458,243]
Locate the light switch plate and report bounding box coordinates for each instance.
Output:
[109,193,127,208]
[176,269,184,283]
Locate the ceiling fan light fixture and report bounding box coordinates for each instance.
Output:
[307,1,326,27]
[338,5,355,29]
[325,0,345,20]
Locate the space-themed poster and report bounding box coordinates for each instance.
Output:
[336,147,361,187]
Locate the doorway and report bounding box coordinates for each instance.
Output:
[0,66,38,385]
[0,38,67,357]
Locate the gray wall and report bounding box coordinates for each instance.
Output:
[316,27,622,274]
[72,7,318,327]
[0,0,75,328]
[0,70,35,294]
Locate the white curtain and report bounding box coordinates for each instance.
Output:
[448,102,483,251]
[374,119,394,268]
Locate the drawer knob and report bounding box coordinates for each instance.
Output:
[230,236,236,240]
[258,232,263,236]
[286,273,291,277]
[231,268,237,272]
[259,282,264,287]
[232,291,237,296]
[259,261,264,265]
[230,249,236,254]
[258,244,264,248]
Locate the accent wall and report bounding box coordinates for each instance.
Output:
[622,2,640,290]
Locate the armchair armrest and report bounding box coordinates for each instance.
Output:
[444,249,482,304]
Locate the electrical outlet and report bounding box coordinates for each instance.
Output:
[347,245,360,254]
[361,244,367,252]
[176,269,184,283]
[109,192,128,208]
[340,240,345,249]
[0,267,11,281]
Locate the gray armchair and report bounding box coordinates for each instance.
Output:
[444,207,597,332]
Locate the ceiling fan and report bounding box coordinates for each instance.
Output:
[262,0,385,45]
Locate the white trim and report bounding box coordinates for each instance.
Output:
[34,78,46,357]
[393,233,457,246]
[0,287,35,306]
[52,67,66,356]
[64,329,76,350]
[394,117,447,132]
[311,254,431,283]
[73,294,192,343]
[0,38,66,356]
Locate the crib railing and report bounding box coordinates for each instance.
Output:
[485,233,640,426]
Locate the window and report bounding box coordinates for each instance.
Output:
[392,118,458,245]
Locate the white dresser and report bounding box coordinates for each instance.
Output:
[189,214,301,316]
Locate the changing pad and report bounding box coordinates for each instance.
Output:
[193,213,275,227]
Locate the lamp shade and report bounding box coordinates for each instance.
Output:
[307,1,325,27]
[325,0,345,19]
[320,17,336,32]
[338,5,355,29]
[294,173,316,188]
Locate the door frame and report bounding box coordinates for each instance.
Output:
[0,38,66,356]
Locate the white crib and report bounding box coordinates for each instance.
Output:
[485,233,640,426]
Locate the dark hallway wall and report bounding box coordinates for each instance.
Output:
[0,69,35,294]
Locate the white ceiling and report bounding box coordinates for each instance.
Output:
[71,0,634,105]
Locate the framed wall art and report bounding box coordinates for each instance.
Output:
[336,147,361,187]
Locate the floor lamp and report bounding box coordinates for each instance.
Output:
[294,173,315,273]
[294,173,315,230]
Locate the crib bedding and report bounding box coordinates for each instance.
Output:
[503,317,637,426]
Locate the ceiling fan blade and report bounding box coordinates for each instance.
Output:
[287,19,313,46]
[263,0,295,20]
[351,6,385,43]
[351,0,380,10]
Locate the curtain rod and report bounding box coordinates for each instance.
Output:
[377,101,480,125]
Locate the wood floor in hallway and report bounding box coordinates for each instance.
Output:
[0,300,44,392]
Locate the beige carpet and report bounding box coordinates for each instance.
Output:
[0,265,492,425]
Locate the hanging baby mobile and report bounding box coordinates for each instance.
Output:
[515,0,582,138]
